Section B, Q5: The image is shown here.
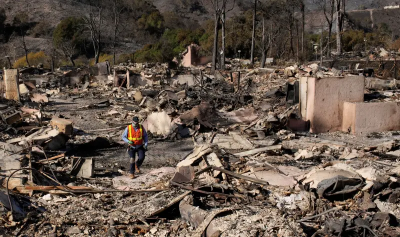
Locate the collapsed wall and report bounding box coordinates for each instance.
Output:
[300,76,365,133]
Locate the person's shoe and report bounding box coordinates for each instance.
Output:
[135,164,141,173]
[129,174,135,179]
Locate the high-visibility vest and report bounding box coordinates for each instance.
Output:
[127,124,143,145]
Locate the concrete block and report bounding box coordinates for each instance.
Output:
[4,69,20,101]
[19,84,29,95]
[76,158,94,178]
[343,102,400,135]
[301,76,364,133]
[50,117,73,135]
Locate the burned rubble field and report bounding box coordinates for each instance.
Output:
[2,63,400,237]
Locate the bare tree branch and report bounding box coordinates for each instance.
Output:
[83,3,103,64]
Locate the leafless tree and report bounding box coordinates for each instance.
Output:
[314,0,335,57]
[111,0,126,65]
[298,0,305,55]
[44,40,58,71]
[312,0,335,59]
[277,0,306,61]
[259,1,282,67]
[83,4,103,64]
[260,18,280,67]
[284,4,296,59]
[207,0,221,73]
[10,13,31,67]
[20,35,30,67]
[59,41,77,66]
[203,0,235,73]
[250,0,257,65]
[220,0,235,70]
[9,33,30,67]
[335,0,345,55]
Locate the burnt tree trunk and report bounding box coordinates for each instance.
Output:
[335,0,342,55]
[212,13,220,73]
[301,1,305,55]
[69,57,76,67]
[22,35,30,67]
[250,0,257,65]
[221,11,226,70]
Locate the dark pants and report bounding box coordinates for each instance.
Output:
[128,146,145,174]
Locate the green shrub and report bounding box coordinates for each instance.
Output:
[13,51,50,68]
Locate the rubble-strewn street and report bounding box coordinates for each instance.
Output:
[2,60,400,237]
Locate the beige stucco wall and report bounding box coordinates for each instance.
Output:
[304,76,365,133]
[343,102,400,135]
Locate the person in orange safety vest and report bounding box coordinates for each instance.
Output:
[122,116,148,179]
